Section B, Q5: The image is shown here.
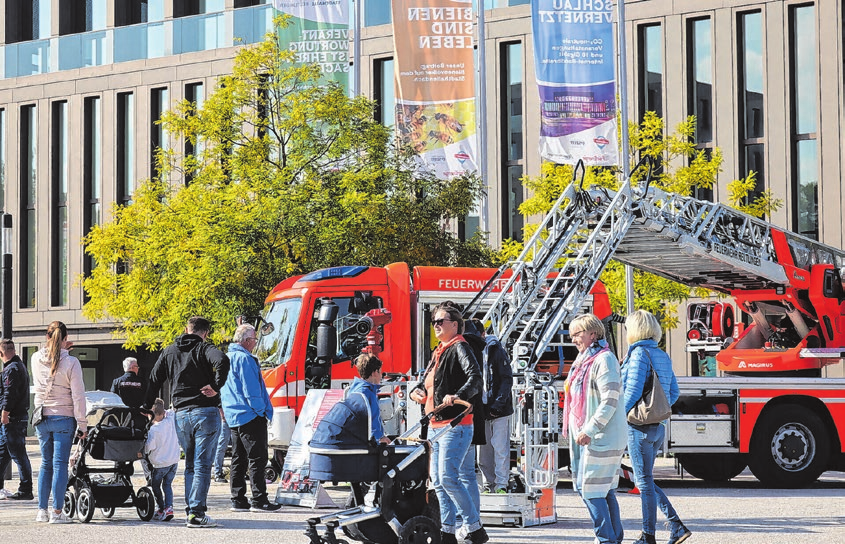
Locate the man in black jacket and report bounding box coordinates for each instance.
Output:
[110,357,146,408]
[0,339,33,500]
[470,320,514,494]
[145,316,229,528]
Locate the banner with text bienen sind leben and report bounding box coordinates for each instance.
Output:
[392,0,478,180]
[532,0,618,166]
[273,0,349,90]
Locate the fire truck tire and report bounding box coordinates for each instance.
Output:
[676,453,747,481]
[748,405,831,488]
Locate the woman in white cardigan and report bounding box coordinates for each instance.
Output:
[563,313,627,544]
[31,321,87,523]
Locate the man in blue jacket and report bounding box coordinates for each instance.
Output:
[346,353,390,444]
[471,320,514,494]
[0,339,33,500]
[221,324,280,513]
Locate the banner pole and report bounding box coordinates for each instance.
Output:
[477,0,489,239]
[352,0,361,97]
[616,0,636,315]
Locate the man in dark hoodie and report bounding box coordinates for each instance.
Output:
[0,338,34,500]
[145,316,229,528]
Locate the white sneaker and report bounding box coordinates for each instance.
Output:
[36,509,50,522]
[0,489,10,500]
[49,511,72,524]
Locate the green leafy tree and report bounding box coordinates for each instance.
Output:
[499,112,782,328]
[83,22,493,348]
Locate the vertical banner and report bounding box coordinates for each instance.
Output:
[274,389,343,508]
[532,1,618,166]
[273,0,350,91]
[392,0,478,179]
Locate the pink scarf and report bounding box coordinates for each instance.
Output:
[562,345,609,438]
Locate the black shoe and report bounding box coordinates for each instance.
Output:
[440,532,459,544]
[463,527,489,544]
[230,501,250,512]
[8,491,34,500]
[250,501,282,512]
[632,532,657,544]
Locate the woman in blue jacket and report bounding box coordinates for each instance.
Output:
[622,310,691,544]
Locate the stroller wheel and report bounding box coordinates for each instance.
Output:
[77,486,96,523]
[101,507,116,518]
[398,515,440,544]
[63,488,77,519]
[136,487,156,521]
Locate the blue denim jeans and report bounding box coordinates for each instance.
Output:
[431,424,481,534]
[627,423,680,535]
[583,491,624,543]
[213,417,231,478]
[35,415,76,511]
[150,463,178,511]
[175,406,220,517]
[0,418,33,493]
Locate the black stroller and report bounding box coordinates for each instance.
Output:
[62,391,156,523]
[305,392,473,544]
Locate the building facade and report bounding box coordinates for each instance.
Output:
[0,0,839,387]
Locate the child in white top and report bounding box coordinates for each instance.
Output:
[145,399,180,521]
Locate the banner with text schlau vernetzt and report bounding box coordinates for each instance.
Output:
[273,0,349,90]
[532,0,618,166]
[392,0,478,179]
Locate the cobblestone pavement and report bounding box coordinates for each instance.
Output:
[2,441,845,543]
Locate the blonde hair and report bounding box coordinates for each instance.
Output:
[569,314,605,339]
[152,398,166,419]
[626,310,662,344]
[46,321,68,376]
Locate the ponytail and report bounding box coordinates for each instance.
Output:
[45,321,68,376]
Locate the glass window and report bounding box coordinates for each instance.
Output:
[117,92,135,205]
[739,11,765,203]
[639,24,663,119]
[364,0,391,27]
[83,97,101,292]
[36,0,51,39]
[51,101,69,306]
[184,83,204,185]
[19,105,37,309]
[688,18,712,144]
[501,42,524,242]
[256,298,303,368]
[373,58,395,127]
[151,88,169,180]
[790,5,817,239]
[794,140,818,239]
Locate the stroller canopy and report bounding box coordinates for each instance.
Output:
[310,391,374,454]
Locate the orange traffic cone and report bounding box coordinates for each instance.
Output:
[619,465,640,494]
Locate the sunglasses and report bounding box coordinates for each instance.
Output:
[432,318,453,327]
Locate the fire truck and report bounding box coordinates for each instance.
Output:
[257,163,845,524]
[255,263,611,485]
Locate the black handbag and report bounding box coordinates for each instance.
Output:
[30,376,55,428]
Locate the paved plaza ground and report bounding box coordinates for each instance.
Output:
[2,441,845,543]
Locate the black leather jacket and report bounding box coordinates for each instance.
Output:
[417,340,483,423]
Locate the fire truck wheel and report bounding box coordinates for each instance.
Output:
[676,453,747,481]
[748,404,831,488]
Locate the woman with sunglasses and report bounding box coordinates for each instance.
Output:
[410,302,486,544]
[563,313,626,544]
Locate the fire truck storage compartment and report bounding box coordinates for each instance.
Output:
[669,415,733,448]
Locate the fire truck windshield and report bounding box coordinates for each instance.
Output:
[255,298,302,368]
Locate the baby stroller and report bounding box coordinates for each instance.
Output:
[304,393,473,544]
[62,391,156,523]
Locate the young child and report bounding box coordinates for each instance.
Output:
[144,398,180,521]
